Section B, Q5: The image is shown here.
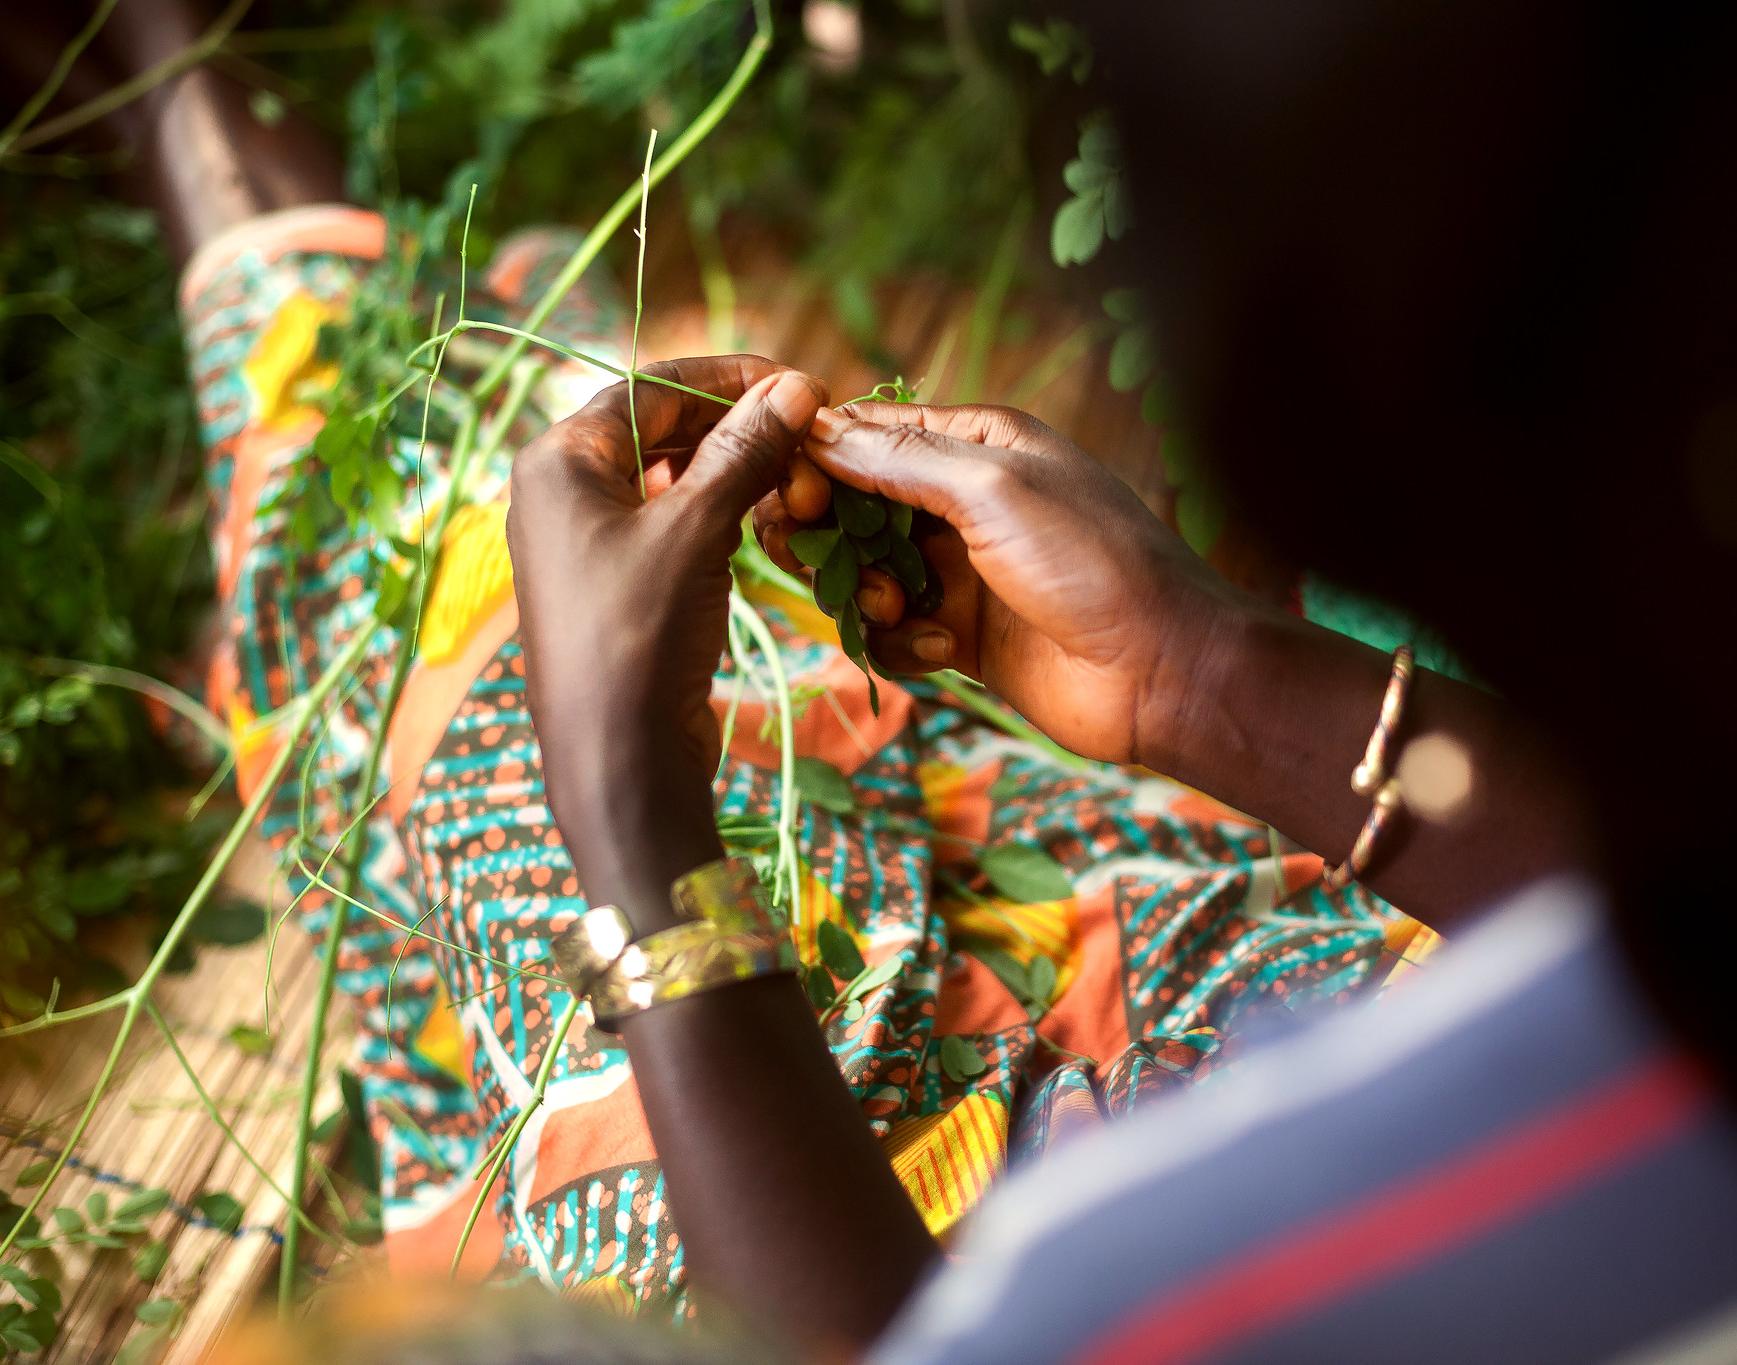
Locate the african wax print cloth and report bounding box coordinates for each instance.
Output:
[178,204,1440,1312]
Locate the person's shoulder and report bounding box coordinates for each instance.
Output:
[875,879,1737,1364]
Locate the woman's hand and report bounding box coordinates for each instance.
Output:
[755,401,1266,768]
[508,355,826,931]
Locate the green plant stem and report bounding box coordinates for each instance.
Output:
[628,128,657,499]
[728,592,803,927]
[930,671,1093,770]
[448,997,580,1277]
[5,0,255,155]
[0,620,374,1263]
[954,194,1032,404]
[468,5,773,404]
[409,321,732,409]
[0,0,121,154]
[1006,319,1102,408]
[143,1001,340,1247]
[32,657,229,754]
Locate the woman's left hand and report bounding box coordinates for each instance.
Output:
[506,355,827,932]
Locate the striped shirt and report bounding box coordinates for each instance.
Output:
[874,880,1737,1364]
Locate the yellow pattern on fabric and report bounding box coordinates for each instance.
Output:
[793,866,849,969]
[413,978,468,1084]
[948,895,1079,999]
[883,1091,1009,1236]
[563,1275,637,1317]
[419,501,515,664]
[240,291,340,429]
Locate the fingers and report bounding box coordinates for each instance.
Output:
[864,617,956,675]
[781,452,832,521]
[803,406,1014,528]
[517,355,811,496]
[831,400,1054,452]
[855,566,904,628]
[675,369,827,523]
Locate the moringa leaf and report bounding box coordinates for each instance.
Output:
[193,1191,243,1235]
[803,964,839,1010]
[939,1034,988,1081]
[115,1188,171,1222]
[788,527,840,568]
[843,956,902,1001]
[882,537,927,595]
[817,919,866,980]
[814,535,860,610]
[133,1240,169,1281]
[980,842,1074,903]
[1027,955,1059,1009]
[795,756,855,815]
[889,501,913,538]
[833,483,887,537]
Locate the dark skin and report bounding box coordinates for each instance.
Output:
[37,0,1680,1356]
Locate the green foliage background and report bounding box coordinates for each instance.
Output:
[0,0,1120,1018]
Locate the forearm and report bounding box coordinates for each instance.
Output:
[1151,607,1586,928]
[559,770,937,1350]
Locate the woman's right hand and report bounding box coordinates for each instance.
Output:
[755,401,1268,768]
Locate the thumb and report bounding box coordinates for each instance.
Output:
[677,370,824,522]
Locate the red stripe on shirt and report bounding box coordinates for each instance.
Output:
[1075,1051,1709,1365]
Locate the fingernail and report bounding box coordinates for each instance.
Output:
[911,630,953,664]
[766,372,821,431]
[808,406,849,444]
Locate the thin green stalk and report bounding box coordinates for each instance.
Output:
[954,195,1032,404]
[930,671,1093,771]
[728,592,803,928]
[0,0,121,154]
[5,0,255,155]
[408,321,732,409]
[143,1001,341,1247]
[449,997,580,1277]
[628,129,657,499]
[1005,319,1102,409]
[0,620,374,1262]
[32,657,229,754]
[469,3,773,404]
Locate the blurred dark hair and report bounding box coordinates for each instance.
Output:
[1084,2,1737,1077]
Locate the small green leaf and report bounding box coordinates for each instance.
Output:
[795,756,855,815]
[842,998,865,1023]
[193,1191,243,1235]
[1109,326,1158,393]
[1028,955,1059,1009]
[980,842,1074,903]
[833,484,887,537]
[189,898,266,946]
[788,527,841,568]
[1103,288,1144,324]
[888,501,913,538]
[987,771,1022,802]
[226,1023,274,1057]
[310,1109,344,1144]
[842,956,902,1002]
[50,1208,83,1234]
[814,535,860,610]
[940,1035,988,1082]
[803,965,839,1010]
[85,1191,109,1226]
[882,537,927,595]
[817,919,866,981]
[133,1239,169,1281]
[975,945,1031,1003]
[837,598,867,658]
[115,1188,171,1222]
[15,1160,53,1187]
[1051,193,1104,267]
[135,1298,179,1326]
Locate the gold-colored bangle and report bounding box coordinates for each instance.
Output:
[588,920,796,1030]
[1322,778,1404,890]
[669,857,781,935]
[549,904,635,1000]
[1351,644,1416,796]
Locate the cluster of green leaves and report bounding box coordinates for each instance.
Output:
[783,380,935,711]
[0,1177,216,1354]
[0,183,261,1020]
[1050,116,1130,269]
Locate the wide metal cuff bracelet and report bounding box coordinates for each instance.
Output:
[669,857,780,934]
[588,920,796,1030]
[549,905,634,999]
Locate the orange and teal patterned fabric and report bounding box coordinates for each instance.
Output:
[178,205,1439,1312]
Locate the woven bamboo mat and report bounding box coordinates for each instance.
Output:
[0,215,1155,1363]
